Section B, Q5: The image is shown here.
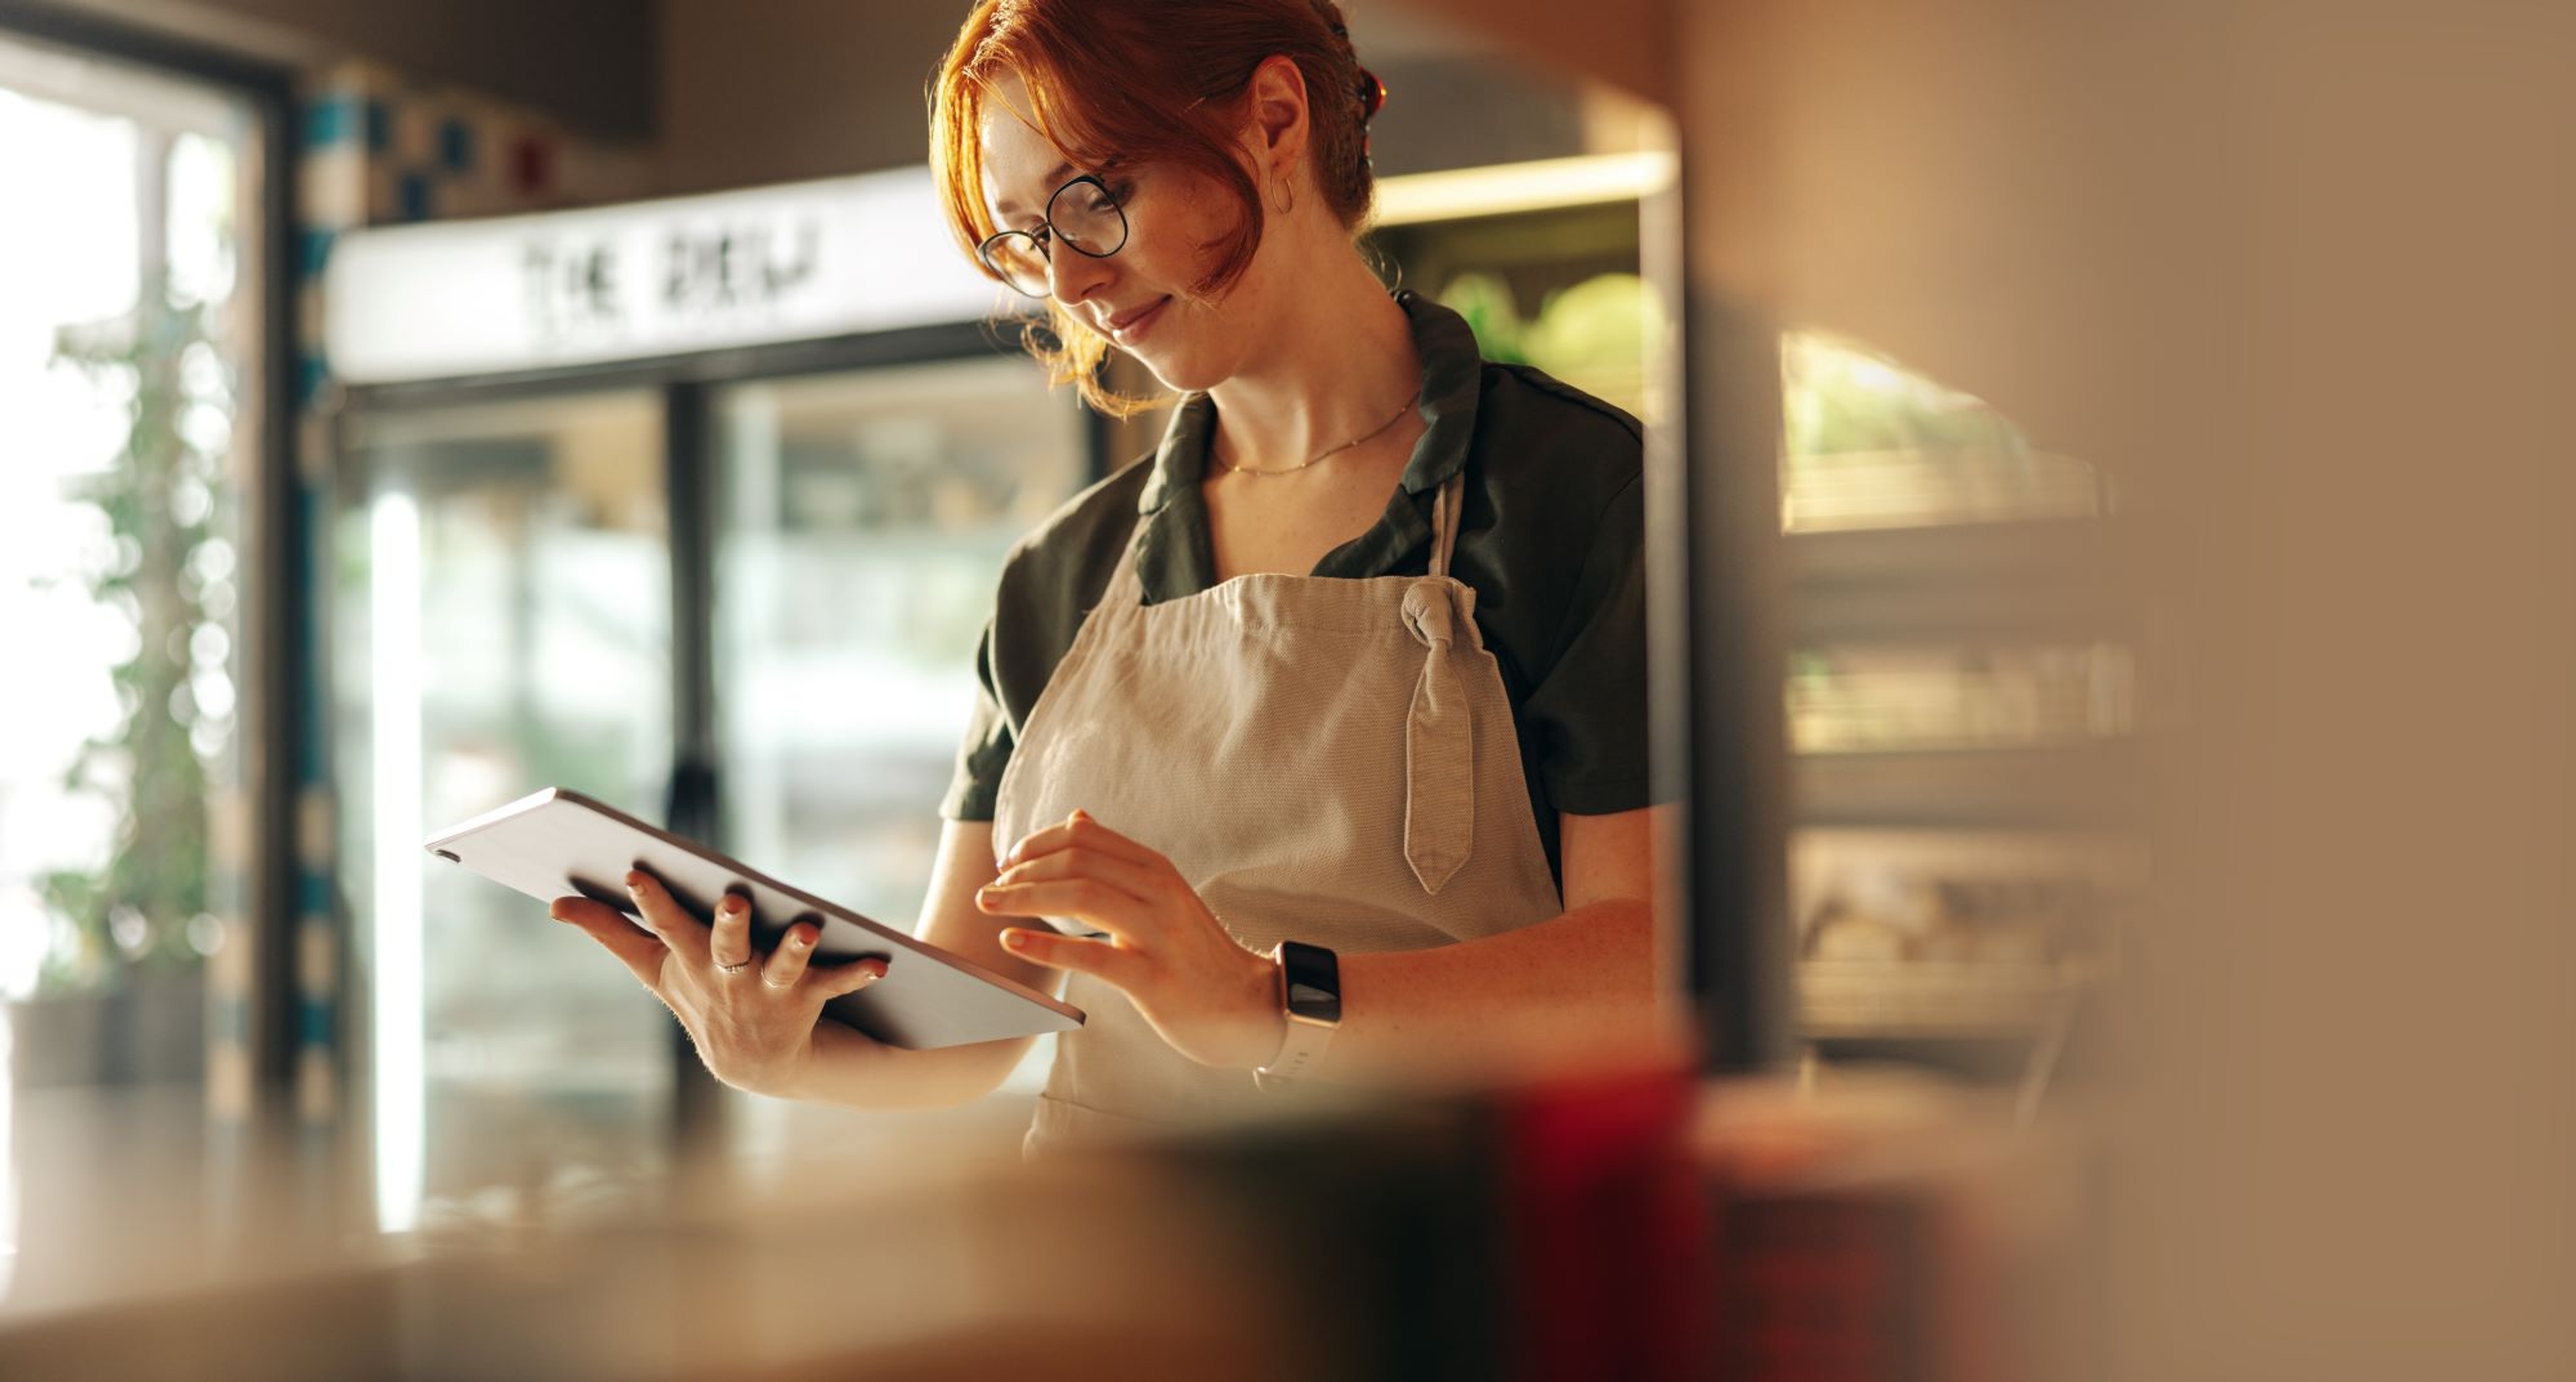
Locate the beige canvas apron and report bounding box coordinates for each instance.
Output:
[991,465,1566,1156]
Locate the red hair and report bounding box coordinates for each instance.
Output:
[929,0,1379,415]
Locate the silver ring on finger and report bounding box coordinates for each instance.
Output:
[714,957,753,974]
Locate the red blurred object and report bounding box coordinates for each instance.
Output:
[1711,1191,1936,1382]
[1497,1063,1708,1382]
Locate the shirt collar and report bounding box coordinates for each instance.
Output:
[1122,289,1483,603]
[1133,288,1484,517]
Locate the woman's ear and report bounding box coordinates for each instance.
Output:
[1244,54,1313,180]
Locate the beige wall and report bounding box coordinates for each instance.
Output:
[1681,7,2574,1377]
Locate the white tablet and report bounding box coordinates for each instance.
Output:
[423,787,1083,1050]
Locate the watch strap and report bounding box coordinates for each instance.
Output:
[1255,941,1340,1086]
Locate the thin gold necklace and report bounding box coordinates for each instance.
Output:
[1213,390,1421,478]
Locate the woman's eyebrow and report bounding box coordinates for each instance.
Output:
[993,160,1076,221]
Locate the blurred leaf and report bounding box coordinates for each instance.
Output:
[1437,272,1532,366]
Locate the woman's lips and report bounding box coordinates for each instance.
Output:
[1107,297,1169,344]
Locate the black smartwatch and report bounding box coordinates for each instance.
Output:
[1254,940,1341,1087]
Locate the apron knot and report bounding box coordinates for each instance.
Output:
[1400,578,1476,895]
[1399,577,1479,648]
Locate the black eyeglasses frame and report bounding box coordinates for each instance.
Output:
[975,172,1131,297]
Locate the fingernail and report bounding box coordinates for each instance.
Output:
[865,960,890,980]
[724,896,745,916]
[1001,929,1028,950]
[792,929,813,948]
[625,871,644,890]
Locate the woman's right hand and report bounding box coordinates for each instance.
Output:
[549,870,890,1098]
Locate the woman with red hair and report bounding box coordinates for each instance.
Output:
[555,0,1670,1154]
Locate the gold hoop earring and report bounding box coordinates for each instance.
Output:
[1272,176,1293,216]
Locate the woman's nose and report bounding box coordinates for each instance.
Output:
[1046,244,1113,305]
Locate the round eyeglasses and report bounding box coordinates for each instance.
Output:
[977,172,1130,298]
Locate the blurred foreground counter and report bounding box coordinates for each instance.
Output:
[0,1069,2100,1381]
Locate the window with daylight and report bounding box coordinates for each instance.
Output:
[0,32,268,1086]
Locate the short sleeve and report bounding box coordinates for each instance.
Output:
[937,612,1010,822]
[1521,470,1660,816]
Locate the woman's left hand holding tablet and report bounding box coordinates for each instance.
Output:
[549,871,890,1097]
[977,810,1285,1072]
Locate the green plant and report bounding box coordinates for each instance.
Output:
[38,269,227,993]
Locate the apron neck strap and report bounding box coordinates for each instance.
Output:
[1427,470,1467,580]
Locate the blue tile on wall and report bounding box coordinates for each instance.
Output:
[396,171,433,223]
[438,117,475,173]
[302,95,354,150]
[295,352,331,409]
[298,870,334,918]
[298,998,334,1048]
[297,228,336,280]
[297,483,329,787]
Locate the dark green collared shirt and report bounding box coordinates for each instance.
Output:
[941,290,1658,892]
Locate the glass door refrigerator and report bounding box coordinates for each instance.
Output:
[335,386,679,1228]
[703,352,1092,1169]
[331,327,1097,1232]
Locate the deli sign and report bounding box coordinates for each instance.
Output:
[324,166,1014,384]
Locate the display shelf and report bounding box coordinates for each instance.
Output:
[1783,445,2104,533]
[1798,960,2100,1041]
[1779,339,2146,1059]
[1788,517,2141,645]
[1796,741,2145,830]
[1792,643,2132,755]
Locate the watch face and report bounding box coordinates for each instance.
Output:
[1280,942,1342,1024]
